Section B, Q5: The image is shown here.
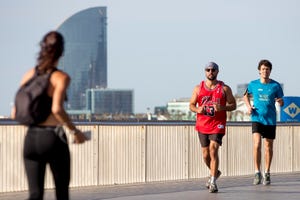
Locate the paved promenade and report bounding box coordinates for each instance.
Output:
[1,172,300,200]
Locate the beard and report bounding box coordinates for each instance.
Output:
[207,75,217,81]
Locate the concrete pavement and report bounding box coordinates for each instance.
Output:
[1,172,300,200]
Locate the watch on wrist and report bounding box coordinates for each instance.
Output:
[69,129,78,135]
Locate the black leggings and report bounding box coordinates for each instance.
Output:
[23,126,70,200]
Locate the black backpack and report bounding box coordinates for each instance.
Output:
[14,67,56,125]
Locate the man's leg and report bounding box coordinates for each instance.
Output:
[201,146,211,170]
[264,138,274,172]
[208,140,220,193]
[209,140,220,178]
[253,133,262,172]
[199,134,211,189]
[253,132,262,184]
[263,138,273,185]
[198,133,210,170]
[198,133,221,191]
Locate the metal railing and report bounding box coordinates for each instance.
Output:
[1,121,300,193]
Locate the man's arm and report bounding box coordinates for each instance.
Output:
[243,89,254,114]
[189,85,204,114]
[275,98,284,107]
[223,85,236,111]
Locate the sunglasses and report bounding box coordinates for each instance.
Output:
[205,68,216,72]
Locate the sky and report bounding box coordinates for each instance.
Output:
[1,0,300,116]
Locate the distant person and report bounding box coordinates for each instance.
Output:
[189,62,236,193]
[11,31,87,200]
[243,59,284,185]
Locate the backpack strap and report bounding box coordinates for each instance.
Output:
[35,66,57,76]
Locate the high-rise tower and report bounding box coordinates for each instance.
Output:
[57,7,107,110]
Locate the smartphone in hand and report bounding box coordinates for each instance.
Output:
[82,131,92,140]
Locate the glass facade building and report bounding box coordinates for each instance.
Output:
[166,98,195,120]
[86,89,134,114]
[57,7,107,110]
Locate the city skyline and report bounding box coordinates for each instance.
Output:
[1,0,300,117]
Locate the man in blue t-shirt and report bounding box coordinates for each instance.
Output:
[244,59,284,186]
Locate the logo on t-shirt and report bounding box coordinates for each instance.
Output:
[217,124,225,129]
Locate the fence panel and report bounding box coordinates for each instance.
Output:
[0,122,299,193]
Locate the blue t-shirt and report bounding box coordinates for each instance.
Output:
[247,79,284,125]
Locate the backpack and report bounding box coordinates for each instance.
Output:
[14,67,56,125]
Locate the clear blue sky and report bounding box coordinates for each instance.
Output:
[1,0,300,116]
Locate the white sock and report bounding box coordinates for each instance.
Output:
[211,176,216,184]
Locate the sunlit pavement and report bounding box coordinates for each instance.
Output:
[1,172,300,200]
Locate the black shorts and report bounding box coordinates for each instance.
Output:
[198,132,224,147]
[252,122,276,139]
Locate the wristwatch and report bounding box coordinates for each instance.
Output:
[69,128,79,135]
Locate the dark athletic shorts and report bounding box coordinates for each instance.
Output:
[198,132,225,147]
[252,122,276,139]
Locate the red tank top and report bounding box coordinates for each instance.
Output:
[195,81,227,134]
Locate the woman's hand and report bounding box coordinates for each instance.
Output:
[73,130,87,144]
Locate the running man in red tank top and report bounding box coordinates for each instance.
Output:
[189,62,236,193]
